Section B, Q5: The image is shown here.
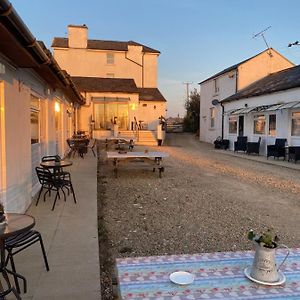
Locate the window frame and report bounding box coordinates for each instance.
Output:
[30,95,41,144]
[228,115,237,134]
[291,111,300,136]
[253,114,266,135]
[106,53,114,65]
[210,107,215,128]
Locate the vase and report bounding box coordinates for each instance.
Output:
[250,243,289,283]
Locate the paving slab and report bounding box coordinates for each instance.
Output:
[7,151,100,300]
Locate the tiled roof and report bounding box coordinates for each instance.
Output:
[71,77,139,93]
[137,88,167,102]
[199,48,292,84]
[222,65,300,103]
[52,38,160,54]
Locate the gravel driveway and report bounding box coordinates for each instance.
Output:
[97,133,300,299]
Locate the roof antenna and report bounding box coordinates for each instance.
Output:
[253,26,272,57]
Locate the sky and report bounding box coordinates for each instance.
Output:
[10,0,300,117]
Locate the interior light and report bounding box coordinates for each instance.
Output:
[130,103,137,111]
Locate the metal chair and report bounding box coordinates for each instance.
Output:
[88,139,96,157]
[35,167,77,211]
[5,230,49,294]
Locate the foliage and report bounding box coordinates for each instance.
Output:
[248,229,280,249]
[183,89,200,133]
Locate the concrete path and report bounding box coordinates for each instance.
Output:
[7,152,100,299]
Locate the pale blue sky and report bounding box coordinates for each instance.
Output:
[11,0,300,117]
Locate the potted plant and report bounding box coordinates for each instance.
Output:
[245,229,289,284]
[247,228,279,248]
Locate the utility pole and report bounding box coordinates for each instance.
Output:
[183,82,193,102]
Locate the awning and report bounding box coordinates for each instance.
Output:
[228,102,300,115]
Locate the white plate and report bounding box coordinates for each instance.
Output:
[244,266,286,286]
[169,271,195,285]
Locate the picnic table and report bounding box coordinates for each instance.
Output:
[116,248,300,299]
[106,151,169,177]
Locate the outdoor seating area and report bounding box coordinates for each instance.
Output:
[215,136,300,164]
[67,132,96,159]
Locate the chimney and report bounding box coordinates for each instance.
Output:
[68,24,88,48]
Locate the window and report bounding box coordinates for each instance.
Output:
[268,114,276,136]
[106,53,114,64]
[253,115,265,134]
[142,104,147,107]
[292,112,300,136]
[93,97,129,130]
[106,73,114,78]
[210,107,215,128]
[213,79,219,93]
[30,95,40,144]
[229,116,237,134]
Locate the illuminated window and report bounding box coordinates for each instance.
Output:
[292,112,300,136]
[268,114,276,136]
[229,116,237,134]
[210,107,215,128]
[107,53,114,64]
[30,95,40,144]
[253,115,265,134]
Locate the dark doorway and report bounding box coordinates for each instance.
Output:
[238,115,244,136]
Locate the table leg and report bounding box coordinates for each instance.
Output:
[113,159,118,178]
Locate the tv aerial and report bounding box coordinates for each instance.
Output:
[253,26,272,56]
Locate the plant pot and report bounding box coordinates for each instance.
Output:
[250,243,289,283]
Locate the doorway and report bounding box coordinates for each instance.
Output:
[238,115,244,136]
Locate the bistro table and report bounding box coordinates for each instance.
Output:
[116,248,300,299]
[40,160,73,176]
[0,213,35,299]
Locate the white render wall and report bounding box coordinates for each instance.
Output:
[0,57,75,213]
[223,88,300,154]
[200,71,237,143]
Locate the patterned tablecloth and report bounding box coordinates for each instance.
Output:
[116,248,300,299]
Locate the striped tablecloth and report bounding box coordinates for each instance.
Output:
[116,248,300,299]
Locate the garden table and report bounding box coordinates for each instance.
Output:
[107,151,169,178]
[116,248,300,299]
[40,160,73,176]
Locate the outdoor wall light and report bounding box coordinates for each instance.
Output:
[130,103,137,110]
[55,102,61,112]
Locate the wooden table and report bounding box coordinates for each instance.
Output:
[116,249,300,299]
[0,213,35,299]
[107,151,169,178]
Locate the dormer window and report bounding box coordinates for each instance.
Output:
[107,53,114,64]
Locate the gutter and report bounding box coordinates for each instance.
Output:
[0,1,84,104]
[0,0,50,64]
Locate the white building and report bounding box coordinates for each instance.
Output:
[199,49,294,143]
[222,65,300,154]
[52,25,167,144]
[0,2,84,212]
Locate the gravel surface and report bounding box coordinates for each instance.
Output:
[97,133,300,299]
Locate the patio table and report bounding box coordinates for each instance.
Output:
[107,151,169,178]
[40,160,73,176]
[116,248,300,299]
[0,213,35,299]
